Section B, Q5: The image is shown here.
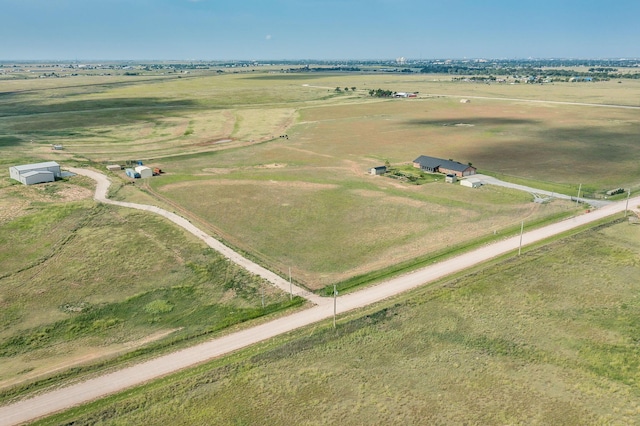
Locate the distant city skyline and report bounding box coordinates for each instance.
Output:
[2,0,639,61]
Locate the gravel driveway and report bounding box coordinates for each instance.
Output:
[473,174,612,208]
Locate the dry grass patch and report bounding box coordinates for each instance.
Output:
[158,173,575,288]
[296,97,640,187]
[0,178,93,225]
[46,221,640,425]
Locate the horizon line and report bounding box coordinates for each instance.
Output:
[2,57,640,63]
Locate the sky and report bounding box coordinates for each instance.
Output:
[1,0,639,61]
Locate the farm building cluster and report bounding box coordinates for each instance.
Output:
[370,155,482,188]
[106,162,162,179]
[7,160,163,185]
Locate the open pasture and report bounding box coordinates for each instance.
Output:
[301,96,640,187]
[0,72,335,163]
[1,70,639,355]
[148,74,639,288]
[154,159,575,289]
[312,71,640,106]
[0,177,296,394]
[43,220,640,425]
[3,71,639,290]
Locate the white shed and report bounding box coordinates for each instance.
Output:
[9,161,61,185]
[461,177,483,188]
[134,165,153,178]
[22,170,55,185]
[370,166,387,175]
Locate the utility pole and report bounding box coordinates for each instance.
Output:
[333,284,338,329]
[576,183,582,207]
[625,189,631,217]
[518,221,524,256]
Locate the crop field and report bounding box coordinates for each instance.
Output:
[41,220,640,425]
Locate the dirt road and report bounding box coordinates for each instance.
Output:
[67,167,326,307]
[1,169,637,425]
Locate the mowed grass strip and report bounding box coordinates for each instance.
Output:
[39,220,640,425]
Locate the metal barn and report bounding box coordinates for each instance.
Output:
[9,161,61,185]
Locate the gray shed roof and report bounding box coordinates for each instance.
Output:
[12,161,60,171]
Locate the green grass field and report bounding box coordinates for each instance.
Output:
[154,163,576,289]
[38,220,640,425]
[1,69,640,409]
[0,179,300,395]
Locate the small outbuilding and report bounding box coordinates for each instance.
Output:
[9,161,61,185]
[134,165,153,178]
[461,177,483,188]
[445,174,457,183]
[370,166,387,175]
[106,164,122,171]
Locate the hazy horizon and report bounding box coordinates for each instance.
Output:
[2,57,639,63]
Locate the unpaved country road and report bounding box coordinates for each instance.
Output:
[1,169,638,426]
[68,167,326,307]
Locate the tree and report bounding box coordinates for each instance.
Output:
[335,87,342,92]
[351,86,356,91]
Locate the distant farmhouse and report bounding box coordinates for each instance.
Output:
[9,161,61,185]
[413,155,476,177]
[569,77,593,82]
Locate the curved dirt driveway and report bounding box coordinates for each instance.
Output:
[68,167,326,306]
[1,169,638,425]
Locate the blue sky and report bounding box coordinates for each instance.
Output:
[1,0,638,60]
